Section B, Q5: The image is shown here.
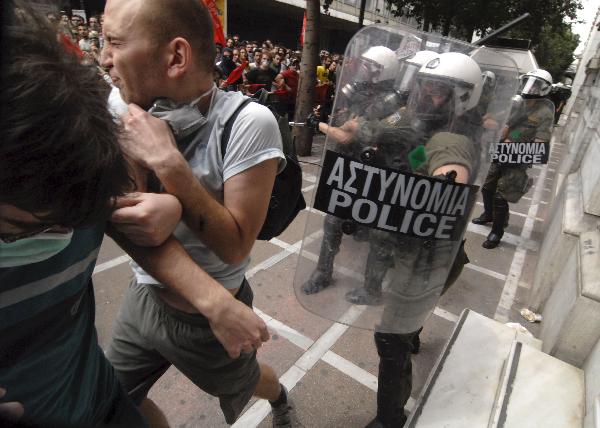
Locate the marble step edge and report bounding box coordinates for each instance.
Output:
[489,341,585,428]
[406,309,542,427]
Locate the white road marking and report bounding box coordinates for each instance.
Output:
[474,202,544,223]
[467,223,539,252]
[302,172,318,183]
[465,263,507,281]
[93,255,130,275]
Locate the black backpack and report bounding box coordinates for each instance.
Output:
[221,97,306,241]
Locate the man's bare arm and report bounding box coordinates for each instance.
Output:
[154,155,277,264]
[117,104,278,264]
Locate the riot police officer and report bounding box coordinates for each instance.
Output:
[308,50,485,427]
[302,45,406,295]
[472,68,554,249]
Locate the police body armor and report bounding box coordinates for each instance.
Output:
[294,24,519,334]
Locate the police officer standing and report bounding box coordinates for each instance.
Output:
[472,69,554,249]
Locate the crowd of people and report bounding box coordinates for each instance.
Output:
[46,9,343,120]
[213,39,341,118]
[46,10,104,67]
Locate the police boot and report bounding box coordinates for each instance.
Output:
[302,216,343,294]
[345,244,387,305]
[365,332,416,428]
[483,197,509,249]
[471,188,494,225]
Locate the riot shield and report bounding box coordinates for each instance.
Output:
[489,97,555,165]
[293,24,520,333]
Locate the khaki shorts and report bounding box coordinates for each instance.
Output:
[106,279,260,424]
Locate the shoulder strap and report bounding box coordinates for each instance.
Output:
[221,98,253,160]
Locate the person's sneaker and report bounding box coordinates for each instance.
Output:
[271,386,298,428]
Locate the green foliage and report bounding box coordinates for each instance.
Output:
[531,24,580,80]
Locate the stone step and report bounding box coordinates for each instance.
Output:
[490,341,584,428]
[541,230,600,367]
[580,127,600,215]
[406,309,541,428]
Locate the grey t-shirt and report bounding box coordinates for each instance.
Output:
[125,90,285,289]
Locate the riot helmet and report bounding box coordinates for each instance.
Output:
[340,46,400,99]
[478,70,497,108]
[408,52,483,130]
[340,45,404,120]
[519,69,552,98]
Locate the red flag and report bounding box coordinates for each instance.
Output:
[60,33,83,58]
[202,0,226,47]
[224,60,248,85]
[300,11,307,46]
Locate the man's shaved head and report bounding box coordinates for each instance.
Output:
[140,0,215,73]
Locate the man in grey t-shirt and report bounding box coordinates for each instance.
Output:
[101,0,295,426]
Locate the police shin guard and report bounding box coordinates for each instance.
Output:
[471,188,494,225]
[483,197,509,249]
[366,332,415,428]
[302,216,343,294]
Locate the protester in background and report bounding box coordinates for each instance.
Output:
[274,57,300,118]
[245,50,278,91]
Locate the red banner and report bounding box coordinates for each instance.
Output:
[202,0,226,47]
[300,11,307,46]
[224,60,248,85]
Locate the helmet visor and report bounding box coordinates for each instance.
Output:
[407,77,454,128]
[354,57,384,83]
[519,76,551,96]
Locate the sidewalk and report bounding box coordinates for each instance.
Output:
[92,129,565,427]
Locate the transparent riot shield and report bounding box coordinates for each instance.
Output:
[294,24,520,334]
[489,97,555,165]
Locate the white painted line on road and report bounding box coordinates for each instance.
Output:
[433,307,459,323]
[322,350,378,390]
[474,202,544,223]
[254,308,313,351]
[521,196,548,204]
[465,263,507,281]
[93,255,130,275]
[296,322,352,371]
[494,135,556,322]
[468,223,539,252]
[302,172,318,183]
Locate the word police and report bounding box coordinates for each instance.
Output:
[492,141,548,164]
[313,151,475,240]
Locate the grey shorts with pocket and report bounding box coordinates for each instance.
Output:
[106,278,260,424]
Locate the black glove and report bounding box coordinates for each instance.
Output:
[306,112,322,133]
[433,170,457,182]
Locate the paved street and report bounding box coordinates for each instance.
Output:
[91,128,565,428]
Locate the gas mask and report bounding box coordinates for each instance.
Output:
[148,85,216,139]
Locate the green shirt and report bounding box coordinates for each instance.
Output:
[0,227,121,427]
